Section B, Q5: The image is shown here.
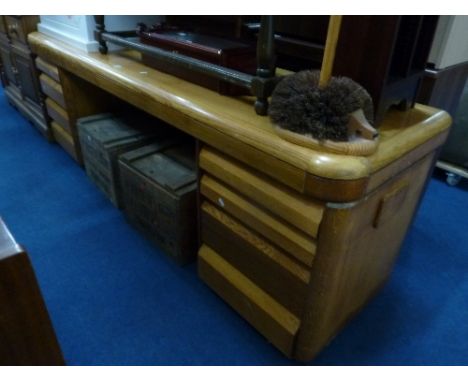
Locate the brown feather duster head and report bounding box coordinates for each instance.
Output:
[269,70,374,142]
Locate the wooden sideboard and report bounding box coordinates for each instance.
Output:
[0,16,50,139]
[27,31,451,361]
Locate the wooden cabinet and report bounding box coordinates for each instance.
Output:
[11,43,41,104]
[0,15,50,140]
[0,217,65,365]
[0,36,17,86]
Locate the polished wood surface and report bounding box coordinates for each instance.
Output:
[35,57,60,82]
[198,244,300,356]
[0,217,64,365]
[40,73,65,108]
[50,120,80,163]
[201,175,317,267]
[46,97,70,132]
[28,32,451,189]
[201,201,310,317]
[199,147,324,237]
[294,152,435,360]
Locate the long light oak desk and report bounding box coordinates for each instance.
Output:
[29,32,451,361]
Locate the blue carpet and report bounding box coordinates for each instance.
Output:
[0,86,467,365]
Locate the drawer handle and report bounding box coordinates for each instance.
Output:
[373,181,409,228]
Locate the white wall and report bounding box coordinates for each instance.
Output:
[429,16,468,69]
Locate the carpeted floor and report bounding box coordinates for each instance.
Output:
[0,86,467,365]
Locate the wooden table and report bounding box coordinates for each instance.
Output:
[28,31,452,361]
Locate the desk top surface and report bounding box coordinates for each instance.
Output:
[28,32,451,183]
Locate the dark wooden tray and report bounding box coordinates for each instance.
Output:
[137,26,256,95]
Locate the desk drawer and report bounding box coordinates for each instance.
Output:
[40,74,65,108]
[199,147,324,238]
[201,175,316,267]
[50,121,79,163]
[35,57,60,82]
[201,201,310,317]
[46,98,71,133]
[198,244,300,357]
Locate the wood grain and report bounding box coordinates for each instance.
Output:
[199,147,324,237]
[201,202,310,317]
[35,57,60,82]
[319,15,342,88]
[28,32,451,187]
[294,152,435,361]
[46,97,70,132]
[50,120,80,164]
[201,175,316,267]
[40,73,65,108]
[198,244,300,357]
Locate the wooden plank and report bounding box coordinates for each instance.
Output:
[35,56,59,82]
[46,97,71,132]
[198,244,300,357]
[40,73,65,108]
[50,121,80,164]
[201,175,316,267]
[201,202,310,317]
[200,147,324,237]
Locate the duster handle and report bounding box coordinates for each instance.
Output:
[319,15,343,89]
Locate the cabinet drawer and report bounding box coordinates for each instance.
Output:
[46,98,71,133]
[198,244,300,357]
[40,74,65,108]
[50,121,79,163]
[201,175,316,267]
[201,201,310,317]
[35,57,60,82]
[199,147,324,237]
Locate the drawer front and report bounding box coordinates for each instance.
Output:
[46,98,71,132]
[35,57,60,82]
[201,201,310,317]
[201,175,316,267]
[199,147,324,237]
[50,121,79,163]
[40,74,65,108]
[198,245,300,357]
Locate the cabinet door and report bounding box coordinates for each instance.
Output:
[11,47,41,104]
[0,39,18,86]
